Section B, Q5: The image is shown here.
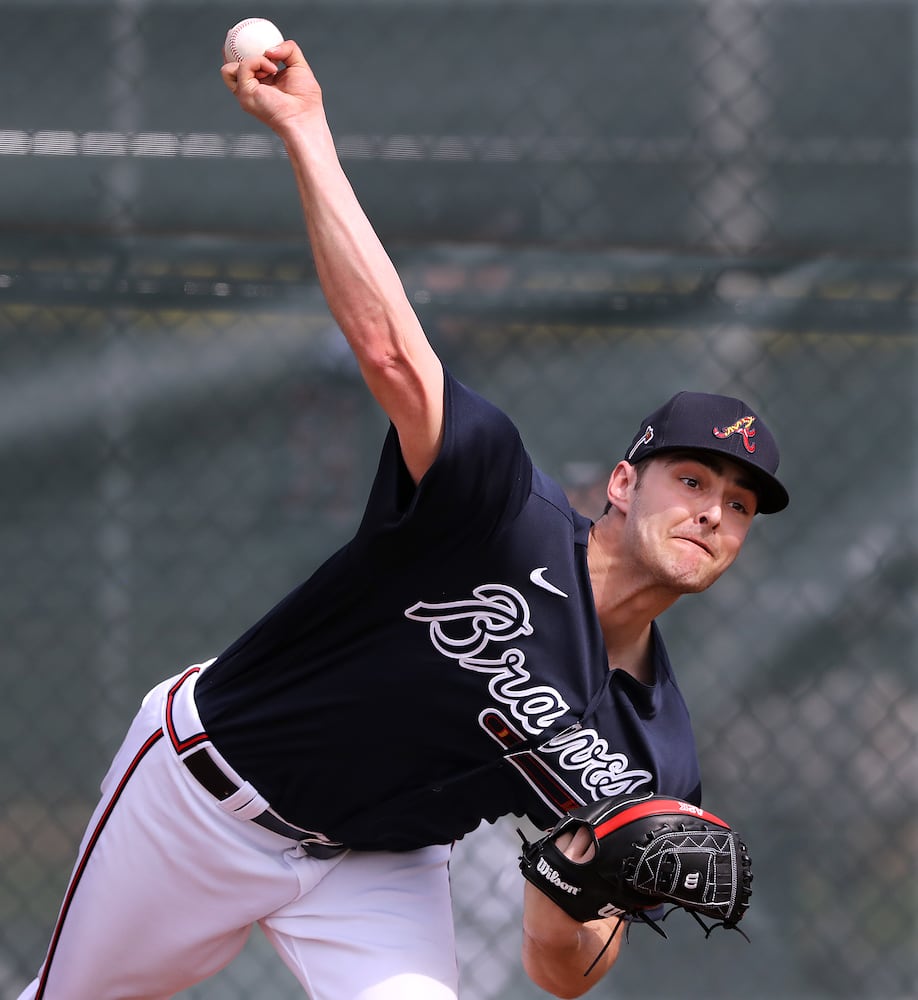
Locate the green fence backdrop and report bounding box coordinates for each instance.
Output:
[1,2,915,999]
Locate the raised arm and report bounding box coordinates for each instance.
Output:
[221,40,444,484]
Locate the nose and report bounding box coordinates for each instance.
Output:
[697,502,722,529]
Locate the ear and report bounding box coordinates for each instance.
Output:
[605,461,638,515]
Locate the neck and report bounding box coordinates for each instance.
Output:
[587,516,680,683]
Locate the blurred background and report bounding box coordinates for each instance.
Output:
[0,1,915,998]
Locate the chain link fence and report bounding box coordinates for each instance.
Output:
[1,2,915,999]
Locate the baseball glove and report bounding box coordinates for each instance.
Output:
[518,793,752,949]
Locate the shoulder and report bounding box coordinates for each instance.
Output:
[529,467,573,520]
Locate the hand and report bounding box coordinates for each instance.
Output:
[521,825,601,946]
[553,825,595,864]
[221,40,324,134]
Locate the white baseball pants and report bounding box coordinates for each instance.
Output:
[18,668,459,1000]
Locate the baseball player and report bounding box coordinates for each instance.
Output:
[19,39,789,1000]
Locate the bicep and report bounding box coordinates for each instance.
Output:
[389,349,445,485]
[358,335,445,486]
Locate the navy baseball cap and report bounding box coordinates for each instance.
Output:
[624,391,789,514]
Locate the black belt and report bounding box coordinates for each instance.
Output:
[183,748,345,859]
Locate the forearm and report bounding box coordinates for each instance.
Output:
[522,882,623,998]
[276,112,444,477]
[281,118,424,365]
[223,43,444,479]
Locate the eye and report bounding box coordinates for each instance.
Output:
[728,499,750,515]
[680,476,700,489]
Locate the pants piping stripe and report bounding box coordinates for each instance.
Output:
[35,728,165,999]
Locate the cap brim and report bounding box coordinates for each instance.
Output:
[745,466,789,515]
[706,450,789,514]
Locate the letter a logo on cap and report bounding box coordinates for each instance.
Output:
[712,415,757,453]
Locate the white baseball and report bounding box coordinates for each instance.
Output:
[223,18,284,63]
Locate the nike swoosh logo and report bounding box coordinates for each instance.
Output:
[529,567,568,598]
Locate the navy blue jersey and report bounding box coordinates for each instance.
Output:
[195,372,701,851]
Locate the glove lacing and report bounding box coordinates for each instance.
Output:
[663,904,752,942]
[583,906,749,977]
[583,909,667,977]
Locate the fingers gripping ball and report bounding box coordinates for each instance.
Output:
[223,18,284,63]
[518,793,753,937]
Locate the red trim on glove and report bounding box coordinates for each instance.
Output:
[595,798,729,841]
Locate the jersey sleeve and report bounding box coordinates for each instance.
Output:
[355,369,533,551]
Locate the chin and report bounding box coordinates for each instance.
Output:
[660,560,721,594]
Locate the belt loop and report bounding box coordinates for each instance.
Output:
[221,782,270,820]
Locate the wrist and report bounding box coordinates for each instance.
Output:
[522,882,584,945]
[276,110,336,159]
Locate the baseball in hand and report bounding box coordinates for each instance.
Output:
[223,18,284,62]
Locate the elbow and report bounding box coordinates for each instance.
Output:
[357,332,420,388]
[355,326,403,374]
[523,967,591,999]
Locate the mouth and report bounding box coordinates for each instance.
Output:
[674,536,714,557]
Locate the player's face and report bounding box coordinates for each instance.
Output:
[625,453,757,593]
